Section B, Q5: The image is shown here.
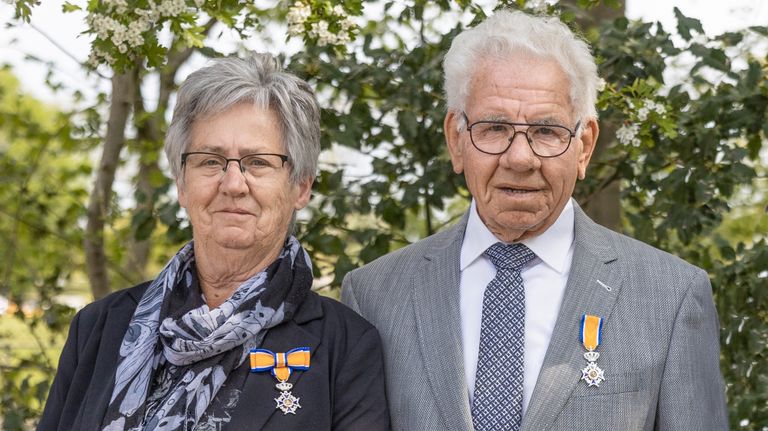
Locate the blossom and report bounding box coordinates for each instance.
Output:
[103,0,128,14]
[637,99,667,121]
[340,16,355,32]
[156,0,186,17]
[88,14,121,40]
[637,106,649,122]
[596,77,606,92]
[289,3,355,46]
[86,51,101,69]
[287,2,312,26]
[310,20,335,46]
[288,23,304,36]
[87,46,116,68]
[616,123,641,147]
[126,19,150,48]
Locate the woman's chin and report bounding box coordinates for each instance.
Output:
[209,231,257,250]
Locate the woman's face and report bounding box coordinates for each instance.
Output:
[177,103,312,253]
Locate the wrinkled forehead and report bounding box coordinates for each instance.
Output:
[465,51,575,121]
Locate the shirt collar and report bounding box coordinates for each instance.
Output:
[460,198,575,274]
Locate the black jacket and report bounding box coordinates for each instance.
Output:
[38,282,390,430]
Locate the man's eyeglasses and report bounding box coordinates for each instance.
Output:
[181,152,289,180]
[463,113,580,158]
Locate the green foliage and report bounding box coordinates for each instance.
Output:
[1,1,766,429]
[0,69,81,429]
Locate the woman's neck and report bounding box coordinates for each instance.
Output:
[193,240,283,308]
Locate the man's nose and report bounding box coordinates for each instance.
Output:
[499,132,538,170]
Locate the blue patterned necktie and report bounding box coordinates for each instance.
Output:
[472,242,535,431]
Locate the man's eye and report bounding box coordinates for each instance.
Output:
[535,127,556,136]
[477,124,509,136]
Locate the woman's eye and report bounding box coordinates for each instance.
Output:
[201,158,224,167]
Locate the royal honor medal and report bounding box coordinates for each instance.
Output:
[579,314,605,387]
[250,347,310,415]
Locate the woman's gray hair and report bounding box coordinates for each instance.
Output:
[165,53,321,184]
[443,9,599,129]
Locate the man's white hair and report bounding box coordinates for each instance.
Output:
[443,10,599,129]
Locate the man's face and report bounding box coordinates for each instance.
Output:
[444,55,598,243]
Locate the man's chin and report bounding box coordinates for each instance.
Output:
[484,211,550,241]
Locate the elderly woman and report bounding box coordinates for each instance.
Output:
[39,54,389,431]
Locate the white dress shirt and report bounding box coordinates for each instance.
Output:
[459,198,575,414]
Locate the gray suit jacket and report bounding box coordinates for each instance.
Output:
[342,203,728,430]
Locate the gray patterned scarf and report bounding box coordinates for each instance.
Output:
[101,236,312,430]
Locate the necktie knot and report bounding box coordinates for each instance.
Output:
[485,242,535,271]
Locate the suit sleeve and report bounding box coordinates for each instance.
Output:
[341,272,361,314]
[655,269,728,430]
[331,325,391,431]
[37,310,82,431]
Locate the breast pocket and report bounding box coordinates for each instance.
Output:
[570,371,646,397]
[553,372,654,431]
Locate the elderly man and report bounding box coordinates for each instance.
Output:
[342,10,727,431]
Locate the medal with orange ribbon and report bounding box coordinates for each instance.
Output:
[250,347,310,414]
[579,314,605,387]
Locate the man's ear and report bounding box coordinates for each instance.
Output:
[444,111,465,174]
[577,118,599,180]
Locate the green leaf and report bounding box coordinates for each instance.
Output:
[61,2,80,12]
[674,7,704,41]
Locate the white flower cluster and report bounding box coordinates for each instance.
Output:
[87,12,151,54]
[636,99,667,122]
[617,123,641,147]
[102,0,128,14]
[85,0,196,67]
[87,46,116,68]
[287,1,312,35]
[154,0,187,17]
[287,1,355,46]
[596,78,607,92]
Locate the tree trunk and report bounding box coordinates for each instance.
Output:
[126,89,161,280]
[566,0,625,232]
[84,70,135,299]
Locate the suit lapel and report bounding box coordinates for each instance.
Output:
[411,213,474,430]
[522,204,624,431]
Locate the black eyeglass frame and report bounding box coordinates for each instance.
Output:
[181,151,289,175]
[462,112,581,158]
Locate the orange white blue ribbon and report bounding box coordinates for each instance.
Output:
[580,314,603,352]
[579,314,605,387]
[250,347,310,382]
